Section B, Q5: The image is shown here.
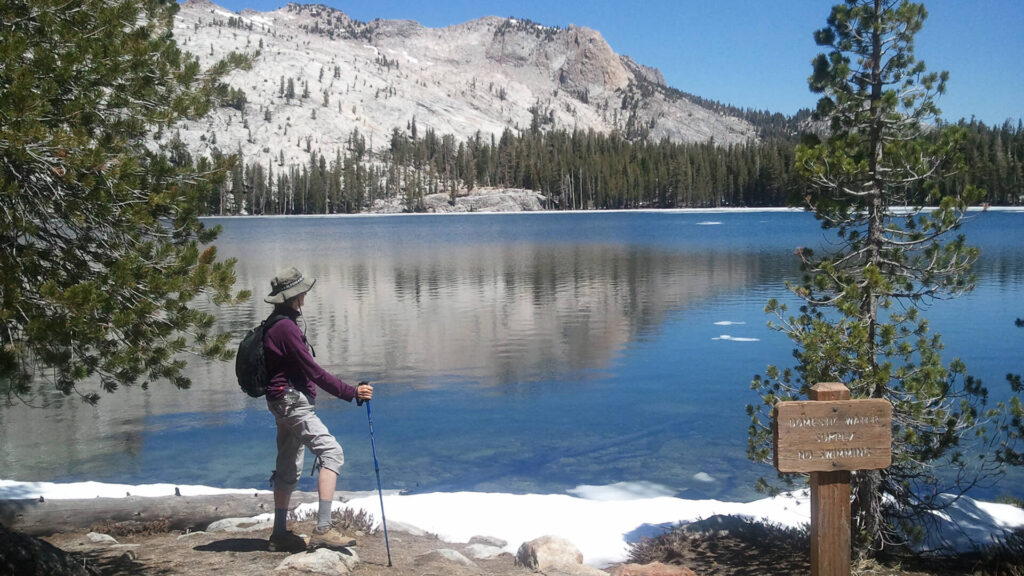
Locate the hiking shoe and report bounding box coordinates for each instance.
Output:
[268,530,308,553]
[310,524,357,548]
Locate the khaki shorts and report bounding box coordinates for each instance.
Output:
[266,389,345,489]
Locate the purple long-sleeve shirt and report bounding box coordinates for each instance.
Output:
[263,307,357,402]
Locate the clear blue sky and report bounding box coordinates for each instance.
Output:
[207,0,1023,126]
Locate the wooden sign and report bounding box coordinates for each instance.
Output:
[773,397,892,473]
[772,383,894,576]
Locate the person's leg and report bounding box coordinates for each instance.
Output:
[318,467,338,501]
[294,404,353,547]
[273,484,292,535]
[317,467,338,530]
[266,394,308,552]
[271,392,352,547]
[272,399,305,534]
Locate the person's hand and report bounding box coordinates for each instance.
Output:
[357,381,374,402]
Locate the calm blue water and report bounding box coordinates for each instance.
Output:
[2,210,1022,502]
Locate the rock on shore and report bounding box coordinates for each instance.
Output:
[369,187,548,213]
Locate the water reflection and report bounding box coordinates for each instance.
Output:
[223,241,782,393]
[3,214,795,483]
[3,211,1023,495]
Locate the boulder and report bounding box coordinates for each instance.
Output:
[275,547,359,574]
[206,516,272,533]
[465,543,505,559]
[515,535,606,575]
[608,562,699,576]
[421,188,548,213]
[388,519,428,536]
[416,548,477,567]
[469,534,508,547]
[86,532,118,544]
[516,535,581,569]
[414,548,481,575]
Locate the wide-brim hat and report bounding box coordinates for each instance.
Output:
[265,267,316,304]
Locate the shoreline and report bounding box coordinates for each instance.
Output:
[200,205,1024,220]
[200,187,1024,220]
[4,479,1023,567]
[201,206,809,220]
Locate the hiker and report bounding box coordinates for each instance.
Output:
[261,266,374,552]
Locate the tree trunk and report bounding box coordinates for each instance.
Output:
[0,491,320,537]
[854,3,888,553]
[852,469,884,556]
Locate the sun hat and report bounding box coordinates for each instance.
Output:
[265,267,316,304]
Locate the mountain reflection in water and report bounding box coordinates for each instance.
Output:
[3,211,1022,500]
[237,243,772,391]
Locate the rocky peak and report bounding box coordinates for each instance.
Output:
[558,25,630,96]
[181,0,217,8]
[167,1,757,171]
[620,55,665,87]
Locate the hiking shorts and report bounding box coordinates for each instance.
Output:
[266,389,345,489]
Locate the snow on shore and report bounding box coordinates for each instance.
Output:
[3,479,1023,567]
[202,205,1024,219]
[0,479,266,500]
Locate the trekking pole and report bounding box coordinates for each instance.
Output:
[364,397,393,567]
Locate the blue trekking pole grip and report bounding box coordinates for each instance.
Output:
[364,393,393,567]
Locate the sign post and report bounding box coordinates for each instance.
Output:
[773,383,892,576]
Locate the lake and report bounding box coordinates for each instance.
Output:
[2,210,1022,503]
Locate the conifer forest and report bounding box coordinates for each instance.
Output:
[194,114,1023,215]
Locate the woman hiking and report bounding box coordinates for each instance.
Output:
[261,266,374,553]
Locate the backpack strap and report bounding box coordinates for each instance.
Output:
[259,313,294,394]
[261,313,290,339]
[264,312,317,358]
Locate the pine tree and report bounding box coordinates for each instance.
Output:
[747,0,1019,555]
[1,0,250,405]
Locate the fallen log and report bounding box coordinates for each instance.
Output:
[0,491,323,536]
